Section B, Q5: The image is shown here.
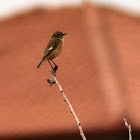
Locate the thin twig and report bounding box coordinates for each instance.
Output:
[123,118,132,140]
[47,69,87,140]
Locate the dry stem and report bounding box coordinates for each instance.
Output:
[47,69,87,140]
[123,118,132,140]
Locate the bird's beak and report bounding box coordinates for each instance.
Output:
[63,33,67,36]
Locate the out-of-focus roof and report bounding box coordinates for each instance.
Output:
[0,0,140,19]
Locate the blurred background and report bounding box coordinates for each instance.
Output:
[0,0,140,139]
[0,0,140,19]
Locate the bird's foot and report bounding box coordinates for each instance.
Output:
[53,65,58,71]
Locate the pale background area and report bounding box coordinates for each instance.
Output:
[0,0,140,19]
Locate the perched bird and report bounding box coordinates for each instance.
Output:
[37,31,67,71]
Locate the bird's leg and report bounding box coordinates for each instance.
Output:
[51,60,58,71]
[48,60,54,69]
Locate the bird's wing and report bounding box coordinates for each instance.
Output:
[43,38,60,56]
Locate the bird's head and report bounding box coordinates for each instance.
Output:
[52,31,67,40]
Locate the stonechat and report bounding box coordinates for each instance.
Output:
[37,31,67,70]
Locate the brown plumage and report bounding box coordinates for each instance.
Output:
[37,31,67,69]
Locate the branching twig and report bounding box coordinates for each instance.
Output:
[47,69,87,140]
[123,118,132,140]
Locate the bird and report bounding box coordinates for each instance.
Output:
[37,31,67,71]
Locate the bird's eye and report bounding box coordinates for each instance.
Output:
[57,34,60,36]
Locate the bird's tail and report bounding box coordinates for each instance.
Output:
[37,60,44,69]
